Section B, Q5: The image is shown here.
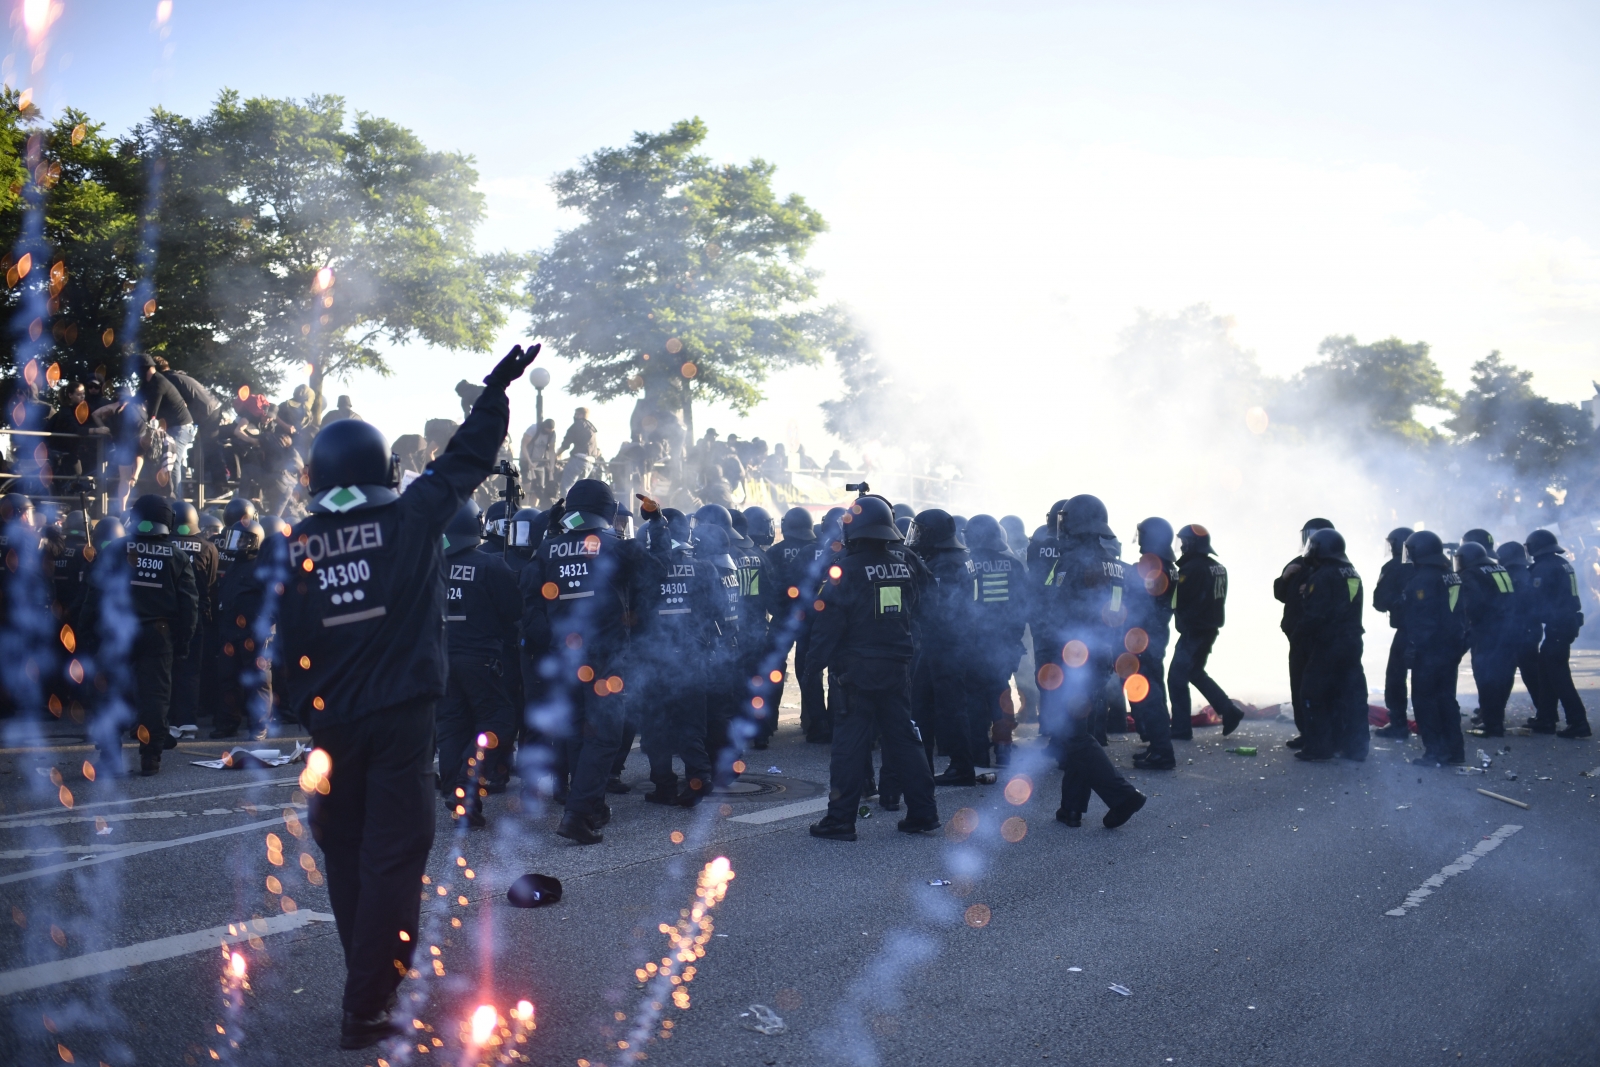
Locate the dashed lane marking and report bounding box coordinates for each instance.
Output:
[0,815,292,886]
[0,910,335,997]
[1384,824,1522,917]
[728,796,830,825]
[0,776,300,825]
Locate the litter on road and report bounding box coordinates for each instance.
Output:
[1226,747,1257,756]
[1476,789,1530,810]
[1109,984,1132,996]
[191,743,306,770]
[740,1004,787,1035]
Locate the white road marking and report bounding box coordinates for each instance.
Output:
[0,777,300,824]
[0,843,132,860]
[729,796,830,825]
[0,802,305,833]
[0,910,335,997]
[1384,824,1522,917]
[0,815,294,886]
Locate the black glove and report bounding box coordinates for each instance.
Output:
[483,343,541,390]
[544,496,566,535]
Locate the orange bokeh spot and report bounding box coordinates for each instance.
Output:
[541,582,559,600]
[594,680,609,696]
[606,675,624,693]
[1036,663,1063,690]
[1124,673,1151,702]
[1062,641,1089,669]
[577,665,595,683]
[769,669,783,683]
[1124,627,1149,654]
[1114,652,1141,680]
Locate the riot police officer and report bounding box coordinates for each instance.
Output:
[50,509,91,628]
[963,514,1028,767]
[1292,529,1366,761]
[804,496,939,841]
[1524,529,1590,737]
[277,344,539,1049]
[521,477,665,845]
[1371,527,1415,739]
[436,501,521,827]
[169,501,219,734]
[723,507,781,748]
[1171,524,1243,738]
[1128,517,1177,771]
[213,519,271,739]
[773,506,832,742]
[1049,495,1146,829]
[908,509,980,784]
[81,494,199,776]
[1456,541,1515,738]
[1401,530,1467,766]
[690,521,744,770]
[1274,518,1334,748]
[1495,541,1544,713]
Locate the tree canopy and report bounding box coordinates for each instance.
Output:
[1447,351,1591,478]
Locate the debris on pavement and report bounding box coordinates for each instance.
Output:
[858,805,872,819]
[1455,767,1486,776]
[1226,747,1257,756]
[1503,771,1517,781]
[767,766,782,774]
[1476,788,1530,810]
[1477,749,1492,769]
[191,743,306,769]
[506,873,562,908]
[740,1004,787,1035]
[1396,804,1412,810]
[1109,984,1132,996]
[927,879,952,886]
[1068,966,1083,972]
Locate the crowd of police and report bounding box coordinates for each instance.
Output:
[1,345,1593,1047]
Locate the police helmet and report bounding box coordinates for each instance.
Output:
[306,419,400,513]
[222,497,258,527]
[964,514,1007,552]
[1461,528,1495,551]
[1454,541,1490,571]
[1385,527,1413,558]
[131,494,173,537]
[693,503,733,531]
[1403,529,1446,566]
[895,516,913,539]
[444,500,482,554]
[1063,495,1114,538]
[562,478,618,530]
[1300,517,1334,548]
[691,522,737,571]
[199,511,225,536]
[892,502,916,521]
[1178,523,1214,556]
[999,515,1027,553]
[1524,529,1559,557]
[259,514,289,539]
[1305,528,1348,564]
[173,501,200,536]
[843,496,901,542]
[0,492,33,525]
[507,507,545,553]
[780,506,816,542]
[742,506,775,547]
[92,516,124,547]
[1137,517,1175,560]
[1046,499,1070,536]
[662,507,692,546]
[817,506,847,540]
[482,500,510,546]
[63,510,88,540]
[1496,541,1529,567]
[908,509,962,549]
[224,519,263,555]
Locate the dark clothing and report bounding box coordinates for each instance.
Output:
[916,545,979,775]
[772,535,832,740]
[444,549,520,658]
[277,384,508,730]
[171,536,219,629]
[636,546,727,795]
[826,673,938,825]
[1293,560,1365,757]
[1528,549,1585,642]
[732,536,780,739]
[138,371,193,427]
[1501,563,1544,711]
[162,370,220,426]
[1273,555,1311,734]
[1168,631,1235,737]
[214,548,271,734]
[1383,630,1410,728]
[308,698,435,1018]
[967,543,1030,760]
[1174,552,1227,632]
[1127,555,1177,755]
[1375,551,1416,725]
[1372,557,1414,629]
[1402,562,1466,761]
[437,656,517,814]
[1460,558,1515,733]
[1534,637,1587,731]
[51,538,91,623]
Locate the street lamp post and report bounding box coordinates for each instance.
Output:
[529,365,551,427]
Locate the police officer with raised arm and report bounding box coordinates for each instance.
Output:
[275,343,540,1050]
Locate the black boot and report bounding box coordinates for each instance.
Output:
[808,818,856,841]
[556,812,603,845]
[1103,791,1146,828]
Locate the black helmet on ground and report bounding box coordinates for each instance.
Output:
[1496,542,1529,567]
[172,501,200,536]
[562,478,618,530]
[908,509,962,550]
[1404,529,1447,566]
[1386,527,1413,558]
[780,506,815,542]
[222,497,258,527]
[1524,529,1559,557]
[131,494,173,537]
[225,519,263,555]
[444,500,482,554]
[306,419,400,514]
[1461,528,1494,551]
[844,496,901,542]
[1305,528,1348,564]
[964,514,1007,552]
[1178,523,1214,556]
[1454,541,1490,571]
[1137,517,1175,560]
[1063,494,1113,538]
[742,506,774,547]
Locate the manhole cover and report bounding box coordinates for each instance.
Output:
[711,774,788,798]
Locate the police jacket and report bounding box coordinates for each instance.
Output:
[217,547,267,642]
[276,382,509,731]
[1048,534,1127,664]
[636,540,729,670]
[806,539,929,688]
[1529,547,1584,641]
[84,534,199,649]
[914,544,978,655]
[1458,558,1513,648]
[1027,532,1063,660]
[732,534,780,650]
[968,543,1029,672]
[520,524,664,674]
[1273,555,1310,637]
[1501,563,1543,647]
[1293,560,1364,653]
[1402,562,1465,662]
[1127,554,1176,647]
[171,532,219,629]
[51,536,91,623]
[1174,551,1227,633]
[444,547,521,660]
[1371,558,1414,630]
[770,535,820,630]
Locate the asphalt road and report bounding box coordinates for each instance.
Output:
[1,673,1597,1067]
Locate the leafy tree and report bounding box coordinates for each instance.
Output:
[818,308,895,446]
[528,118,830,440]
[1447,351,1591,481]
[1285,334,1457,442]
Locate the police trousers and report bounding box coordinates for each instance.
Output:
[1533,636,1589,730]
[1169,629,1236,736]
[1469,637,1516,734]
[564,682,627,820]
[1057,667,1141,815]
[642,666,712,793]
[436,656,516,815]
[1411,654,1464,762]
[1384,628,1409,724]
[825,670,937,826]
[1301,641,1365,758]
[1130,628,1172,759]
[309,698,435,1017]
[133,620,174,758]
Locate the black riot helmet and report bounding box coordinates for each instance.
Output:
[999,515,1027,552]
[562,478,618,531]
[892,502,915,521]
[306,418,400,513]
[1385,527,1413,559]
[1403,529,1446,567]
[1300,517,1335,549]
[92,516,124,547]
[1496,541,1529,568]
[1046,498,1070,537]
[742,506,775,547]
[259,514,289,540]
[1063,494,1113,539]
[444,500,482,554]
[63,509,88,540]
[964,514,1007,552]
[482,500,510,547]
[1178,523,1214,557]
[507,507,546,555]
[693,503,733,531]
[843,496,901,542]
[1524,529,1559,557]
[728,509,753,546]
[1461,528,1495,551]
[817,506,847,541]
[200,511,224,536]
[130,494,173,537]
[908,509,962,550]
[1454,541,1490,572]
[1305,528,1348,564]
[224,519,263,556]
[895,516,913,539]
[780,506,815,541]
[662,507,692,546]
[223,497,258,527]
[691,522,737,571]
[172,501,200,536]
[1137,517,1175,560]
